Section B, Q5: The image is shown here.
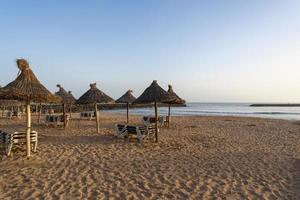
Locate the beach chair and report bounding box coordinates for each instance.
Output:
[5,131,38,156]
[0,130,5,146]
[115,124,155,142]
[80,111,95,120]
[115,124,128,138]
[46,114,69,127]
[13,111,22,119]
[4,111,13,119]
[142,116,167,127]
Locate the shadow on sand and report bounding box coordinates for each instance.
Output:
[40,134,116,145]
[293,159,300,199]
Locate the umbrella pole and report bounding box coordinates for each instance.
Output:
[168,103,171,128]
[38,103,42,124]
[69,105,72,119]
[10,106,13,119]
[63,103,66,128]
[26,102,31,158]
[95,103,100,133]
[2,107,5,118]
[126,102,129,124]
[155,101,158,142]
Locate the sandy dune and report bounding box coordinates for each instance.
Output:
[0,113,299,199]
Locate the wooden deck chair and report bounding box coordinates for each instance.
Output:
[5,131,38,156]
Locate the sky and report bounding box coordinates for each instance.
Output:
[0,0,299,103]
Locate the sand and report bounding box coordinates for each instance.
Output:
[0,113,299,199]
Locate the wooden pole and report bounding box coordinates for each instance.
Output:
[168,103,171,128]
[2,106,5,118]
[69,104,72,119]
[10,106,13,119]
[38,103,42,124]
[62,103,66,128]
[126,102,129,124]
[17,105,20,119]
[154,101,158,142]
[95,103,100,133]
[26,102,31,158]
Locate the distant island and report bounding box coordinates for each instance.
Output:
[250,104,300,107]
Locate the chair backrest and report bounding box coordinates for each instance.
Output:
[10,131,38,143]
[126,125,155,135]
[126,125,138,134]
[146,125,155,135]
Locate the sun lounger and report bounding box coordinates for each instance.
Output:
[115,124,155,142]
[46,114,69,127]
[0,130,5,144]
[12,111,22,119]
[142,116,168,127]
[4,131,38,156]
[80,111,96,120]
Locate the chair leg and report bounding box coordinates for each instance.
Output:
[33,141,37,152]
[6,143,12,156]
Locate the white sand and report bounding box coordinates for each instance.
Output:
[0,113,299,199]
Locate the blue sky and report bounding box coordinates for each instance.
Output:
[0,0,299,102]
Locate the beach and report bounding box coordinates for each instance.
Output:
[0,113,299,199]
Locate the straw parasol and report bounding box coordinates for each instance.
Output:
[134,80,174,142]
[76,83,114,133]
[116,90,136,123]
[55,84,76,127]
[0,58,60,157]
[167,84,186,128]
[55,84,76,104]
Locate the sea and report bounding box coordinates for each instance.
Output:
[104,103,300,121]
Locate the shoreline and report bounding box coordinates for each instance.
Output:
[250,103,300,107]
[102,110,300,121]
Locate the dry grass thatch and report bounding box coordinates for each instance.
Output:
[0,59,61,103]
[167,85,186,104]
[55,84,76,104]
[134,80,175,104]
[116,90,136,104]
[76,83,114,105]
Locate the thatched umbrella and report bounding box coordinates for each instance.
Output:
[134,80,174,142]
[167,85,186,128]
[116,90,136,123]
[55,84,76,127]
[76,83,114,133]
[0,59,60,157]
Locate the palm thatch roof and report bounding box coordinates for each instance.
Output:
[116,90,136,104]
[134,80,174,104]
[76,83,114,105]
[167,85,186,104]
[0,59,60,103]
[55,84,76,104]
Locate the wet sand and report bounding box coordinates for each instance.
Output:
[0,113,299,199]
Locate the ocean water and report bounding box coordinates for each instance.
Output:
[104,103,300,121]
